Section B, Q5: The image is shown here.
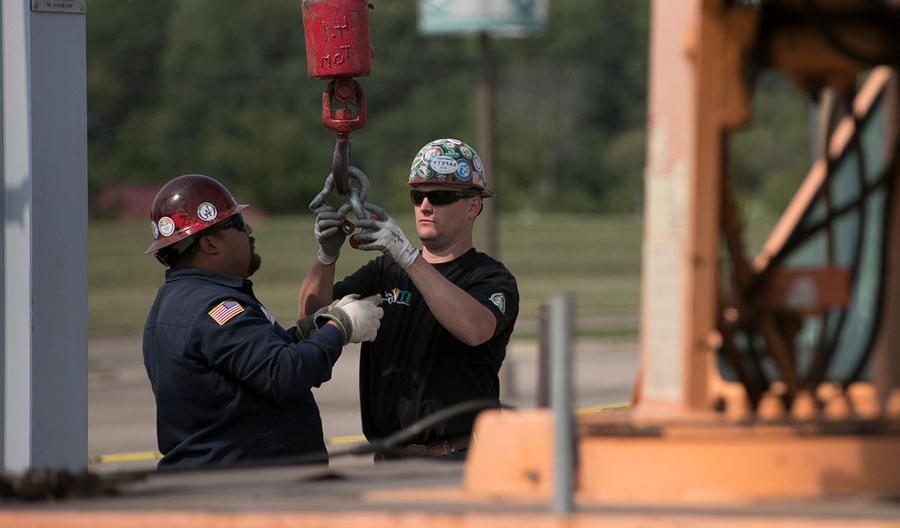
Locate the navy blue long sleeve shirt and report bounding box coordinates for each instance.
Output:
[143,267,343,470]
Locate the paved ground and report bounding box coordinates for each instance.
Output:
[88,336,639,470]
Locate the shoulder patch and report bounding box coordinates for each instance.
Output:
[208,300,245,325]
[489,293,506,315]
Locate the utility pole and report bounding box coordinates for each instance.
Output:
[477,32,498,256]
[418,0,547,258]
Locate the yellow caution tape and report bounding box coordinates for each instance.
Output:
[88,450,162,465]
[89,404,630,464]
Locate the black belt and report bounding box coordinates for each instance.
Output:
[407,435,470,456]
[375,435,471,461]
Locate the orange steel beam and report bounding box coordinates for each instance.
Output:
[683,0,758,409]
[3,510,899,528]
[640,0,757,412]
[461,410,900,504]
[639,0,699,411]
[765,268,851,315]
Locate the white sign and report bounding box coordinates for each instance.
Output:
[31,0,85,14]
[418,0,547,36]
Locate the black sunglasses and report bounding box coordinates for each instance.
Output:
[206,213,247,234]
[410,189,478,206]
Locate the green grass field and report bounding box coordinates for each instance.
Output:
[89,213,645,338]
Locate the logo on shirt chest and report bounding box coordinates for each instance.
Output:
[383,288,412,306]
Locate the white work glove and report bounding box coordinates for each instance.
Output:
[312,203,346,265]
[314,294,384,344]
[351,203,419,269]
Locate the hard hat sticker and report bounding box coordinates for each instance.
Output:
[423,147,443,161]
[197,202,218,222]
[430,156,459,174]
[473,154,484,172]
[151,220,160,240]
[456,161,472,181]
[415,164,434,180]
[158,217,176,237]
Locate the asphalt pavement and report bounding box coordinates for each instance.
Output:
[88,336,638,470]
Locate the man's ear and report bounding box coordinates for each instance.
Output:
[469,196,483,218]
[196,233,222,255]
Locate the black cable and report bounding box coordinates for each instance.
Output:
[337,398,510,457]
[0,399,511,501]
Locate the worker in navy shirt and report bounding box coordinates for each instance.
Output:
[143,174,383,470]
[300,139,519,457]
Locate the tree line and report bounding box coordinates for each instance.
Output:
[87,0,809,217]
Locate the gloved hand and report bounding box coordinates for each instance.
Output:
[351,203,419,269]
[314,294,384,344]
[312,203,346,265]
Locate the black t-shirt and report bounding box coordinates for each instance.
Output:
[333,249,519,444]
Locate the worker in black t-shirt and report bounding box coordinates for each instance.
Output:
[299,138,519,458]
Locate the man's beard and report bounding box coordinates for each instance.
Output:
[248,251,262,276]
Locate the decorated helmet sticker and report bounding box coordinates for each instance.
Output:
[158,217,176,237]
[473,154,484,172]
[151,220,160,240]
[430,156,459,174]
[460,145,475,159]
[456,161,472,181]
[197,202,218,222]
[423,146,443,161]
[415,164,434,180]
[473,171,485,187]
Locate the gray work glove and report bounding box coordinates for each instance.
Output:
[351,203,420,269]
[312,203,346,265]
[314,294,384,344]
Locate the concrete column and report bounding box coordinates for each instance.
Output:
[1,0,87,472]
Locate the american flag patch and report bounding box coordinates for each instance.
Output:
[208,300,244,325]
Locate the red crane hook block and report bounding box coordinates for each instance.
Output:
[322,78,367,133]
[301,0,374,80]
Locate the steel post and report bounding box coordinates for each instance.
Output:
[549,294,574,514]
[1,0,88,471]
[477,32,498,257]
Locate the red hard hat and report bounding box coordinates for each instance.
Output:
[144,174,249,254]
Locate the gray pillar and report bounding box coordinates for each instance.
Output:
[550,294,574,514]
[2,0,87,472]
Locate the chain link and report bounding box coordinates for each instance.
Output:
[309,166,371,233]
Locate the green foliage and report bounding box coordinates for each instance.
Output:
[730,73,812,217]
